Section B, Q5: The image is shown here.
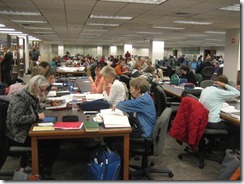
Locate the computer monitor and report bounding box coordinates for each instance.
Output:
[76,77,91,93]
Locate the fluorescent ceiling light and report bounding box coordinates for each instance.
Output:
[83,29,108,32]
[34,32,55,34]
[0,24,5,27]
[0,31,22,34]
[100,0,166,5]
[205,39,223,41]
[0,10,41,16]
[86,23,119,26]
[9,33,28,36]
[174,20,213,25]
[186,34,206,37]
[137,31,161,34]
[205,31,225,34]
[219,4,240,11]
[90,15,133,20]
[24,27,52,30]
[0,28,15,31]
[11,20,47,23]
[153,25,185,30]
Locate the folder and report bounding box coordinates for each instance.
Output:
[54,122,83,129]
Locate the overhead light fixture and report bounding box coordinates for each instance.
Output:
[186,34,206,37]
[173,20,213,25]
[0,31,22,34]
[24,27,52,30]
[205,31,226,34]
[11,20,47,23]
[83,29,108,32]
[0,28,15,31]
[153,25,185,30]
[90,15,133,20]
[0,10,41,16]
[86,23,119,26]
[99,0,166,5]
[219,4,240,11]
[137,31,161,34]
[9,33,28,36]
[34,32,55,34]
[205,39,223,41]
[0,24,5,27]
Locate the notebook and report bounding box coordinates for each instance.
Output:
[84,121,99,132]
[54,122,83,130]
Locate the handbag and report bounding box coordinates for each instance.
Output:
[87,145,121,180]
[79,99,109,111]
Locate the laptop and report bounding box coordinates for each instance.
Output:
[76,77,91,93]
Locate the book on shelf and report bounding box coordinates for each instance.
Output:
[84,121,99,132]
[53,122,83,130]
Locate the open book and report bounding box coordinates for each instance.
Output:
[100,108,130,128]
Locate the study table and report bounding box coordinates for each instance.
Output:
[28,106,132,180]
[161,84,240,126]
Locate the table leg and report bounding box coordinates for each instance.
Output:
[123,133,130,180]
[31,137,39,175]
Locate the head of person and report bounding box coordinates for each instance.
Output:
[100,65,117,84]
[146,60,152,67]
[32,46,36,50]
[3,46,8,52]
[39,61,50,69]
[31,66,45,78]
[118,59,125,66]
[133,61,142,70]
[129,76,150,98]
[180,65,190,75]
[26,75,49,100]
[94,63,106,77]
[147,66,156,74]
[43,68,56,84]
[214,61,219,68]
[217,75,228,85]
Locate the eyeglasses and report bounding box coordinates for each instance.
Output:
[39,87,46,92]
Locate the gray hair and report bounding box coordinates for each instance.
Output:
[26,75,49,100]
[130,76,150,93]
[100,65,116,78]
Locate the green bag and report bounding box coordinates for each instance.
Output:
[170,74,180,85]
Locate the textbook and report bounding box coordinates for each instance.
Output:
[33,126,54,131]
[84,121,99,132]
[103,114,130,128]
[53,122,83,130]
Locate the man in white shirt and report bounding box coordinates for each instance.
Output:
[199,75,240,150]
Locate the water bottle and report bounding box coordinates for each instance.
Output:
[72,97,78,111]
[69,81,74,93]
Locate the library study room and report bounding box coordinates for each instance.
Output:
[0,0,241,182]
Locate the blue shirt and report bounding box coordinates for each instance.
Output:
[116,92,156,137]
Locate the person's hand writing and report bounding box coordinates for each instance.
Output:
[38,112,45,120]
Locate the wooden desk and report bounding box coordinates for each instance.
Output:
[29,110,132,180]
[161,84,183,99]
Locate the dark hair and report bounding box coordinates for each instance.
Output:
[217,75,228,84]
[39,61,50,69]
[95,63,107,71]
[180,65,190,72]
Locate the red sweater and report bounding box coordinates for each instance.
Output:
[168,96,208,151]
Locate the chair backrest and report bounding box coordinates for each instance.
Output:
[155,85,168,117]
[0,98,10,169]
[217,67,223,76]
[119,75,131,100]
[167,65,175,77]
[228,81,236,87]
[194,73,203,87]
[202,66,214,78]
[153,108,172,156]
[200,80,214,88]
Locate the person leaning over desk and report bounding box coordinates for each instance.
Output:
[5,75,60,180]
[199,75,240,150]
[113,76,156,138]
[100,65,126,106]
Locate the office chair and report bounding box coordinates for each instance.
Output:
[228,81,236,87]
[169,96,227,169]
[181,89,202,99]
[201,66,214,80]
[217,67,223,76]
[119,75,131,100]
[129,108,174,180]
[194,73,203,87]
[0,98,31,178]
[166,65,175,78]
[200,80,214,88]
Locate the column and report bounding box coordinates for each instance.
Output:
[124,44,132,56]
[58,45,64,57]
[109,46,117,56]
[149,41,164,64]
[97,46,103,56]
[223,29,240,84]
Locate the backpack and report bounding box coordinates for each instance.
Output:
[87,145,121,180]
[170,74,180,85]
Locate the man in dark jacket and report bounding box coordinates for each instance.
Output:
[29,46,40,69]
[1,46,13,85]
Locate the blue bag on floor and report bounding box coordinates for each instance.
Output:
[87,145,121,180]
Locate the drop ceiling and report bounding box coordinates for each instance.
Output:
[0,0,240,48]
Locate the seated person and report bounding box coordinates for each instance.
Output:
[114,76,156,138]
[114,59,127,75]
[100,65,126,106]
[214,61,220,73]
[87,63,110,94]
[39,61,50,70]
[31,65,45,78]
[199,75,240,150]
[5,75,60,179]
[131,61,142,78]
[180,65,197,85]
[142,65,160,83]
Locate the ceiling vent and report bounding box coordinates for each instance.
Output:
[173,12,193,17]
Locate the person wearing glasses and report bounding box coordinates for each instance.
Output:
[5,75,60,179]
